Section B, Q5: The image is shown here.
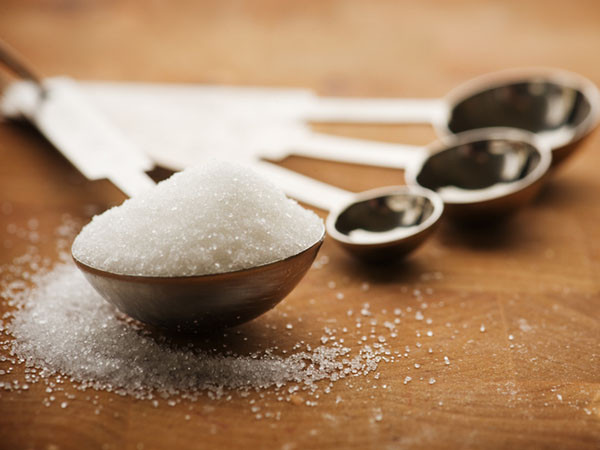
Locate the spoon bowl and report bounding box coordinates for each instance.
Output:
[252,163,444,261]
[437,69,600,166]
[73,228,324,331]
[326,186,443,261]
[405,128,552,220]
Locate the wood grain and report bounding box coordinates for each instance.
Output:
[1,1,600,449]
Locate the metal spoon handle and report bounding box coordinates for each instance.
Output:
[290,131,425,170]
[251,161,350,211]
[306,97,444,124]
[0,38,44,86]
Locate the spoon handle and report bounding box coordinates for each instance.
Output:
[289,131,425,170]
[3,78,155,197]
[251,161,350,211]
[306,97,445,124]
[0,38,44,86]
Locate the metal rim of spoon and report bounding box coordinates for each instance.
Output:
[306,67,600,167]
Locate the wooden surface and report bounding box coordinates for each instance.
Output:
[1,1,600,448]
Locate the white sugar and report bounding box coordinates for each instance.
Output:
[72,160,324,276]
[5,263,376,398]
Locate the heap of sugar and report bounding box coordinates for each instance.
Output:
[5,264,363,398]
[72,160,324,277]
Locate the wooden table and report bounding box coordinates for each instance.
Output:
[1,1,600,448]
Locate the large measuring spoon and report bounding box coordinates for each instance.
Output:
[0,39,327,330]
[74,228,325,330]
[306,68,600,166]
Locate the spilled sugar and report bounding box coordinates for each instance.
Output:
[72,160,324,277]
[2,262,381,400]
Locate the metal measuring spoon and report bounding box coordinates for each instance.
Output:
[307,68,600,166]
[407,128,552,219]
[73,229,324,330]
[253,161,444,261]
[270,128,552,220]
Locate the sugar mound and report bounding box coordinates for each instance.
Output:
[72,161,324,276]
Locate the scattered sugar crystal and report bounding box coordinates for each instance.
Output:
[4,263,384,401]
[403,376,412,384]
[415,311,424,321]
[372,408,383,422]
[480,324,486,333]
[72,161,324,276]
[428,378,436,385]
[335,292,345,300]
[518,318,532,332]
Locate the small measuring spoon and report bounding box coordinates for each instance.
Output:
[306,68,600,166]
[252,162,444,261]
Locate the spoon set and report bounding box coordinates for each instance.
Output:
[2,38,599,329]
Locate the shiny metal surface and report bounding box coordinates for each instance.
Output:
[73,229,324,331]
[407,128,552,219]
[437,68,600,166]
[326,186,443,261]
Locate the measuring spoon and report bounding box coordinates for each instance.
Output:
[262,128,552,220]
[252,162,444,261]
[306,68,600,166]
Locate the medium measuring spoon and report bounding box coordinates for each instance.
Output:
[306,68,600,166]
[253,128,552,220]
